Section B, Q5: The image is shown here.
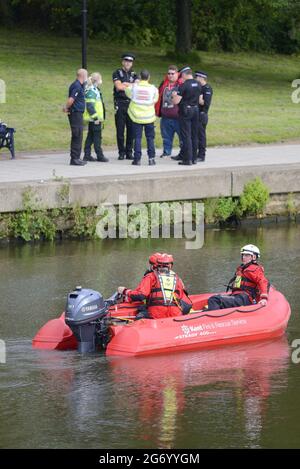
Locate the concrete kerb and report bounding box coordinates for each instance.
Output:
[1,160,300,213]
[231,164,300,196]
[0,169,232,212]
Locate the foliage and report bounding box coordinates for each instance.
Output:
[57,182,70,204]
[69,205,99,238]
[0,185,296,242]
[215,197,239,222]
[286,192,297,218]
[192,0,300,53]
[202,178,270,224]
[9,209,57,241]
[7,188,57,241]
[203,198,221,224]
[2,187,102,241]
[5,0,176,46]
[239,177,270,216]
[2,0,300,53]
[203,197,239,224]
[0,213,11,238]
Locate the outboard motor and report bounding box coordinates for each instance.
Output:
[65,286,108,353]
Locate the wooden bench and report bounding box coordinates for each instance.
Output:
[0,123,15,159]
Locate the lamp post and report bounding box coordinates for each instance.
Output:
[82,0,87,69]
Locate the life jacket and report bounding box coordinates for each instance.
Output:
[147,270,179,307]
[230,262,265,302]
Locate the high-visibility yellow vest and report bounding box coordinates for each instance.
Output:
[126,80,158,124]
[157,270,177,305]
[83,86,105,122]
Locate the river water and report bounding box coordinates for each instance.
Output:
[0,223,299,449]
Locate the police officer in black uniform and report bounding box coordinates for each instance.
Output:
[195,71,213,162]
[172,67,201,166]
[63,68,88,166]
[112,53,138,160]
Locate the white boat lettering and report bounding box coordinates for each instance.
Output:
[213,319,247,328]
[175,329,217,340]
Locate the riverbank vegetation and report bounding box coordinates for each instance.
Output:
[0,178,299,243]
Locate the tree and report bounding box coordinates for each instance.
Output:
[0,0,11,25]
[176,0,192,55]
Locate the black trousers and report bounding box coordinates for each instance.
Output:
[198,111,208,160]
[179,106,199,163]
[207,293,251,311]
[84,121,104,159]
[114,100,134,157]
[68,112,83,161]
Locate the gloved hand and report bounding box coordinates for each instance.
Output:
[117,286,126,295]
[259,299,268,306]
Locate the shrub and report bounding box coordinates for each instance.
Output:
[239,177,270,216]
[215,197,239,222]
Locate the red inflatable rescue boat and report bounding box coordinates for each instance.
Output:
[32,286,291,357]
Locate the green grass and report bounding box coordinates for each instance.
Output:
[0,28,299,152]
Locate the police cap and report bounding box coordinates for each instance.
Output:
[121,53,136,62]
[179,66,192,75]
[195,71,208,79]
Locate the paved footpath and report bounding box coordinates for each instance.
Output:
[1,143,300,212]
[0,143,300,184]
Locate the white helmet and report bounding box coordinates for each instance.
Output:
[240,244,260,258]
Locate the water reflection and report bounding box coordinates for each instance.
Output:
[109,338,289,449]
[0,223,299,448]
[23,337,290,449]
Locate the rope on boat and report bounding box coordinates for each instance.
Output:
[173,304,265,322]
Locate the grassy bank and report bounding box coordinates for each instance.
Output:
[0,28,299,152]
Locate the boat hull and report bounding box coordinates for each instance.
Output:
[32,287,291,357]
[106,287,291,356]
[32,312,77,350]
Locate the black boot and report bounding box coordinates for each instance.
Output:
[83,155,97,162]
[97,153,109,162]
[70,159,87,166]
[171,154,183,161]
[197,153,205,162]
